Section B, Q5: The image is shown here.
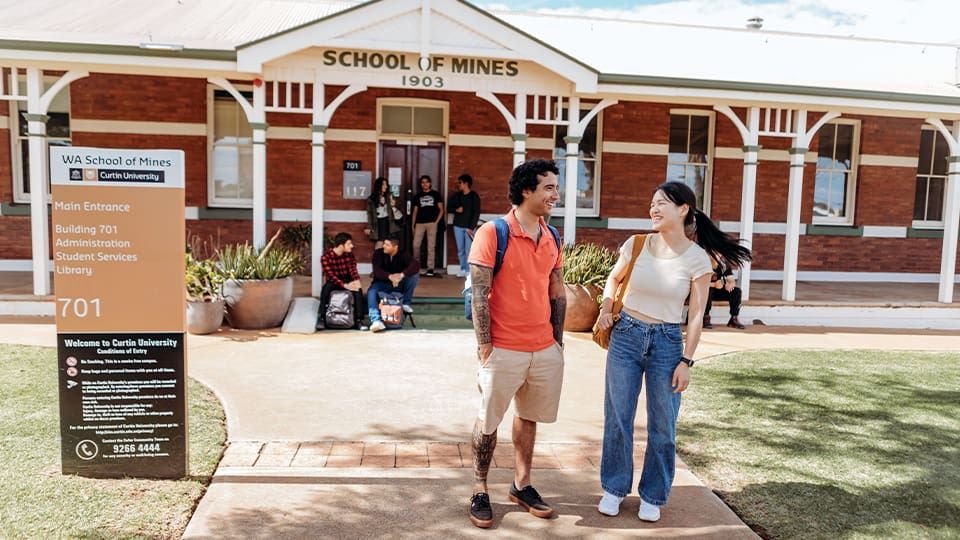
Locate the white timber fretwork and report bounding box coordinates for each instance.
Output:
[265,80,311,115]
[714,105,840,302]
[0,67,26,101]
[526,95,570,126]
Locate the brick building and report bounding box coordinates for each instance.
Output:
[1,0,959,303]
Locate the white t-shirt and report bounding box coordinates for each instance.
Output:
[619,234,713,323]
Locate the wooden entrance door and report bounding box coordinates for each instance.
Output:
[379,142,445,264]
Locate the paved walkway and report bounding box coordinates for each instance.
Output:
[4,322,959,538]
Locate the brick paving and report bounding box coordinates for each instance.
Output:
[225,441,614,470]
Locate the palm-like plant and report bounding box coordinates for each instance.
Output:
[562,242,618,288]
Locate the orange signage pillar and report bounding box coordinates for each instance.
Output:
[51,147,187,478]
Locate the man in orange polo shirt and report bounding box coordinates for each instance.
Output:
[466,158,566,528]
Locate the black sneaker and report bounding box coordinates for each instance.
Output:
[509,483,554,518]
[469,492,494,528]
[425,269,436,277]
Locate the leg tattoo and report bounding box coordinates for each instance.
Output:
[472,421,497,485]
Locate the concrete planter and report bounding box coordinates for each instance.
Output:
[223,277,294,329]
[564,283,602,332]
[187,299,225,335]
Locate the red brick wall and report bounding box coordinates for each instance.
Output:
[0,216,34,258]
[71,74,207,123]
[598,153,665,218]
[752,234,959,273]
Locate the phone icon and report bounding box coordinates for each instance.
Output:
[75,440,98,460]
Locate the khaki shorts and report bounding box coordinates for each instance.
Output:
[476,342,565,435]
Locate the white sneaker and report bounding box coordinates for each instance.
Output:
[597,492,624,516]
[638,500,660,522]
[370,320,386,333]
[402,304,414,314]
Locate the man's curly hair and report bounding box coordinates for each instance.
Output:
[508,159,560,206]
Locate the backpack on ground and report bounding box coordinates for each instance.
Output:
[464,218,562,321]
[325,289,355,329]
[378,291,415,329]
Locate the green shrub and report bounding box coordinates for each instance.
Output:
[185,254,224,301]
[561,242,618,287]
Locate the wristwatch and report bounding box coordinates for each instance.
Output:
[679,356,695,368]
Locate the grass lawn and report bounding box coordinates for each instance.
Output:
[678,349,960,540]
[0,344,226,538]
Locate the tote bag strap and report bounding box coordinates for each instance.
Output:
[611,234,647,316]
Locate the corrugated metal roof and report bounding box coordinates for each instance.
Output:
[0,0,958,100]
[494,10,960,99]
[0,0,357,50]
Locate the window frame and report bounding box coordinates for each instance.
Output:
[552,103,603,218]
[912,124,952,229]
[9,75,72,204]
[666,108,715,215]
[375,97,449,141]
[206,84,255,208]
[811,118,861,226]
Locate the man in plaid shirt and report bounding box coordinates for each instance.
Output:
[318,232,366,330]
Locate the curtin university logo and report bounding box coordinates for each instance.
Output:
[68,168,165,184]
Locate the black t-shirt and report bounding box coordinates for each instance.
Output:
[413,190,442,223]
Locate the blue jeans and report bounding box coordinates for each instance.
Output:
[453,225,472,274]
[367,274,419,323]
[600,311,683,506]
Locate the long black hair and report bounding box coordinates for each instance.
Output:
[655,181,752,268]
[369,177,389,202]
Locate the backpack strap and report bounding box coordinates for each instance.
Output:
[493,219,563,276]
[493,218,510,276]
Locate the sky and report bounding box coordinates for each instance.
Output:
[478,0,960,44]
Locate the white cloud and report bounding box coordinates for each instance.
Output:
[481,0,960,44]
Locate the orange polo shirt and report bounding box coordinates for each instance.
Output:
[468,210,562,352]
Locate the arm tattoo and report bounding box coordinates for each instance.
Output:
[548,268,566,344]
[471,264,493,345]
[472,422,497,483]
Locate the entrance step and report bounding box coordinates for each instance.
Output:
[408,297,472,329]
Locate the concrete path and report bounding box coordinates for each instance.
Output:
[5,322,958,538]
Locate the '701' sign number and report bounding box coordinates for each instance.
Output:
[58,297,101,318]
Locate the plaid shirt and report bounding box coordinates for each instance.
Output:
[321,248,360,287]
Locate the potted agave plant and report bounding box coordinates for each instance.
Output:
[186,254,226,335]
[216,230,303,329]
[561,242,619,331]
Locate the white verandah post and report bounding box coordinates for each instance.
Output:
[927,119,960,303]
[21,68,88,296]
[25,68,51,296]
[714,105,760,300]
[512,94,527,167]
[310,81,326,296]
[309,83,366,297]
[250,83,268,249]
[562,97,581,246]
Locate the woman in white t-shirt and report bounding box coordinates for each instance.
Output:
[595,181,751,522]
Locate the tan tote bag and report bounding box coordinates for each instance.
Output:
[592,234,646,349]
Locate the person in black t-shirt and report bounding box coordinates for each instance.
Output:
[411,175,444,276]
[448,173,481,277]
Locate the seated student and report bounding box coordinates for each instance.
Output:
[319,232,367,330]
[367,236,420,333]
[703,257,745,329]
